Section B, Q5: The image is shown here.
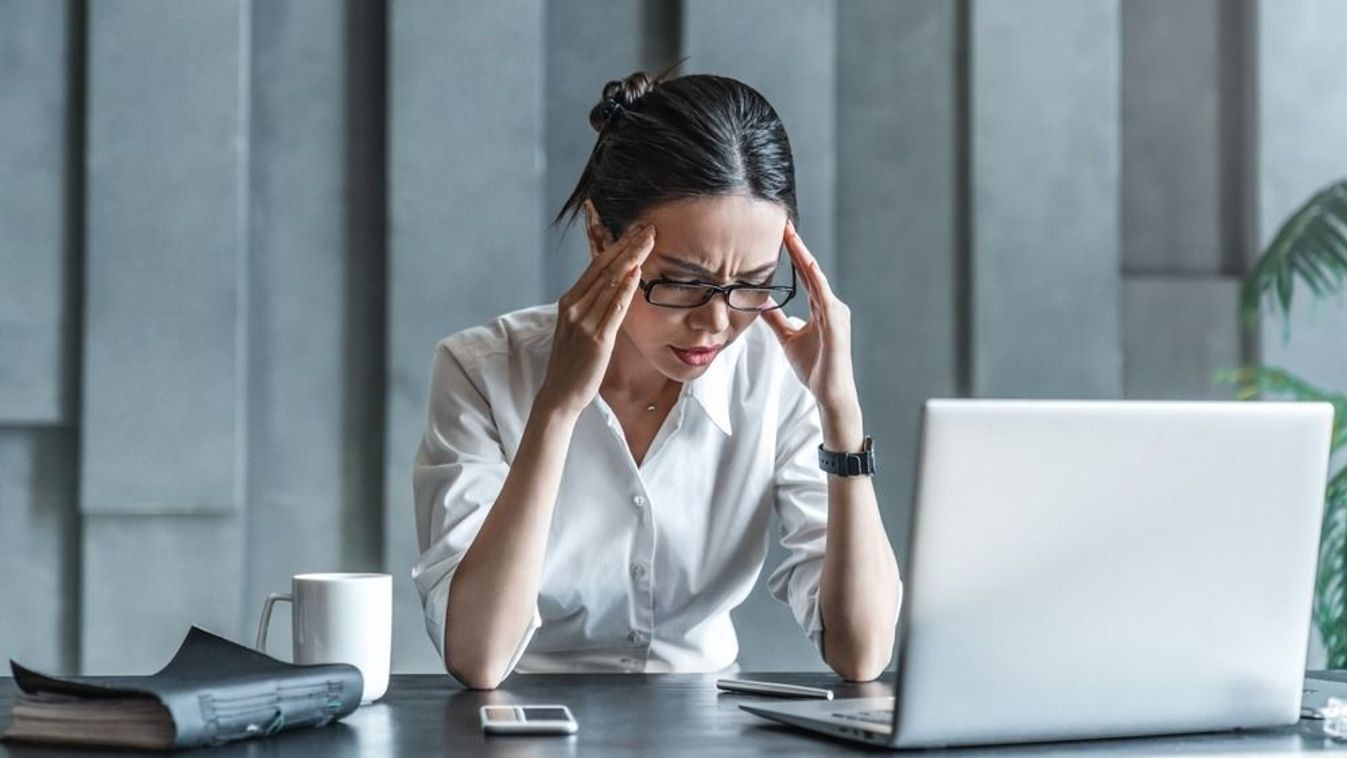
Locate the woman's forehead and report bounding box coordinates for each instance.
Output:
[651,250,782,281]
[641,195,786,274]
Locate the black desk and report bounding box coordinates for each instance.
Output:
[2,673,1344,756]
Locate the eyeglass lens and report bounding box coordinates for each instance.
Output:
[646,282,781,311]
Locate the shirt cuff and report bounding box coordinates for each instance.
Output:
[805,588,826,654]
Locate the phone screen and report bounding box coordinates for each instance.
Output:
[519,707,571,721]
[482,706,575,723]
[482,706,522,723]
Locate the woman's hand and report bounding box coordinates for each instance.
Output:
[537,222,656,418]
[761,220,863,446]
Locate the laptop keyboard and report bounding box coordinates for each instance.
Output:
[834,708,893,725]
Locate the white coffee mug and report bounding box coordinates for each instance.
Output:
[255,572,391,704]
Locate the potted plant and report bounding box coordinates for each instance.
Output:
[1221,179,1347,665]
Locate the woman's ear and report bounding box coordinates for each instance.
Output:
[583,199,614,261]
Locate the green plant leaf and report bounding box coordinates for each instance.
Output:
[1215,365,1347,451]
[1315,467,1347,667]
[1233,179,1347,667]
[1241,179,1347,327]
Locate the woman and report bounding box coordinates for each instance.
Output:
[412,69,901,690]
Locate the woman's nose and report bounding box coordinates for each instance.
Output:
[688,294,732,333]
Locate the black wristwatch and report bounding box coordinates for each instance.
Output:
[818,436,876,477]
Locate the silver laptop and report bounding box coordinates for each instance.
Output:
[742,399,1334,749]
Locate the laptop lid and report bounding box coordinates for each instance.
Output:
[890,399,1333,749]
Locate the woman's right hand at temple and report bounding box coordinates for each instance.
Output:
[537,221,656,417]
[440,222,656,688]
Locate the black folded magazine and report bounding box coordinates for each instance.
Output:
[2,626,363,750]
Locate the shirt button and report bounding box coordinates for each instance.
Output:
[632,495,645,506]
[630,564,646,579]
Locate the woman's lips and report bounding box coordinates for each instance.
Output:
[670,345,722,367]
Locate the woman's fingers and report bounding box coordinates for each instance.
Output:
[598,265,644,340]
[573,225,655,316]
[581,231,654,328]
[570,222,652,298]
[784,220,833,298]
[783,220,830,328]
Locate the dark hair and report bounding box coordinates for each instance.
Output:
[554,64,800,243]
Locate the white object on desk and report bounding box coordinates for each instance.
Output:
[717,678,834,699]
[255,572,392,704]
[480,705,579,735]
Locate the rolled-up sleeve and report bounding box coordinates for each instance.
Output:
[411,341,542,684]
[765,375,830,655]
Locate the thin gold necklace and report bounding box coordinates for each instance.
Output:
[605,376,677,414]
[643,382,681,412]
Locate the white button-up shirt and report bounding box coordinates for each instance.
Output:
[411,303,829,680]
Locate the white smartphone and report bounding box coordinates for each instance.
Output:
[479,704,579,735]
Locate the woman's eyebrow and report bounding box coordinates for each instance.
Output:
[656,254,779,280]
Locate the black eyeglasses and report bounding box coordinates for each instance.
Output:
[638,263,797,312]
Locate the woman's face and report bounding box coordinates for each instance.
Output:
[590,194,789,383]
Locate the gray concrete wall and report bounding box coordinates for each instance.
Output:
[1255,0,1347,394]
[0,430,79,672]
[0,0,1337,675]
[0,0,80,675]
[79,0,248,673]
[386,0,546,672]
[970,0,1122,400]
[244,0,386,664]
[1122,0,1229,276]
[1119,0,1248,402]
[0,0,75,425]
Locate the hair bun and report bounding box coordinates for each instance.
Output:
[588,71,656,133]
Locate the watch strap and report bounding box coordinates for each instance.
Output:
[818,436,876,477]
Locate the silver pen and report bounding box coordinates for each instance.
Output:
[716,677,835,700]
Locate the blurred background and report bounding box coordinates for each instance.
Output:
[2,0,1345,676]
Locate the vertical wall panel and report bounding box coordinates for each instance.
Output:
[829,0,961,672]
[681,0,838,672]
[1255,0,1347,398]
[80,1,246,512]
[79,0,248,669]
[387,0,545,672]
[0,431,79,673]
[543,0,648,301]
[0,0,74,424]
[970,0,1122,399]
[1119,1,1246,403]
[243,0,385,659]
[81,515,245,673]
[1123,278,1241,399]
[1121,0,1227,274]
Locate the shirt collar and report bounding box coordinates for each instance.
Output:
[684,339,738,436]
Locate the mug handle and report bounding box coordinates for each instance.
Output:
[255,592,292,652]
